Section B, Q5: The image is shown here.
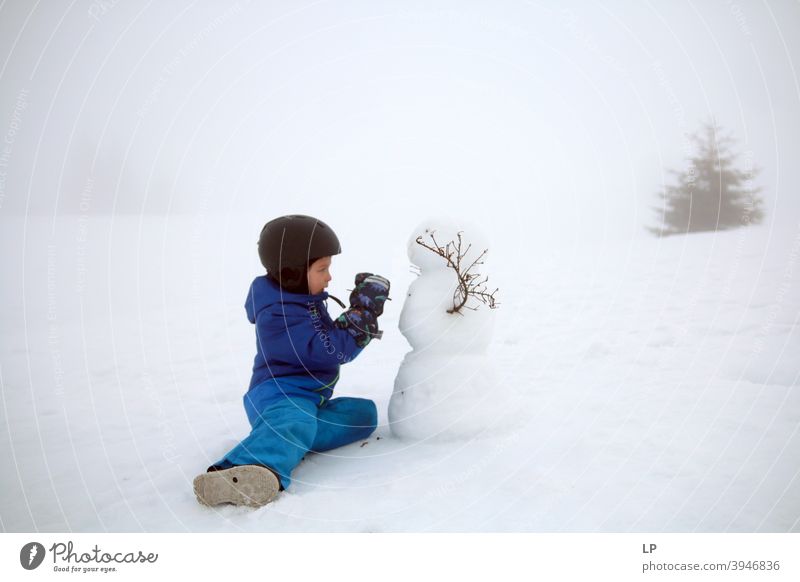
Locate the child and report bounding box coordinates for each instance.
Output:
[193,214,390,508]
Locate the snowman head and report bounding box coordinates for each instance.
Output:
[407,217,489,273]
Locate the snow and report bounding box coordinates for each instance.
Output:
[1,214,799,532]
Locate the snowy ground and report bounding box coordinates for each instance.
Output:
[1,215,799,532]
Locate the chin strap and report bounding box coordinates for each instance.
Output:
[326,294,346,309]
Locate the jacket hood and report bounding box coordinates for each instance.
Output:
[245,275,329,324]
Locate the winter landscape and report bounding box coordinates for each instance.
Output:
[1,213,798,532]
[1,1,799,533]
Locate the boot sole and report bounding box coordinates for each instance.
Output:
[193,465,280,508]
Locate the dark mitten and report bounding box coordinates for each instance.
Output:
[333,272,391,348]
[334,307,382,348]
[349,272,391,316]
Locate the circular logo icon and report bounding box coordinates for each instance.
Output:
[20,542,46,570]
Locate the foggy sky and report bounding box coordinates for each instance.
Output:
[1,0,798,242]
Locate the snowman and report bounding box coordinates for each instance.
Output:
[388,218,504,441]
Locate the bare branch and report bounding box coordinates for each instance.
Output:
[415,230,501,314]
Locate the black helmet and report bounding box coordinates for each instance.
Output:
[258,214,341,294]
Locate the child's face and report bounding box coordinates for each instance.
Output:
[307,256,332,294]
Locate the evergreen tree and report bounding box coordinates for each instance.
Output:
[647,121,765,236]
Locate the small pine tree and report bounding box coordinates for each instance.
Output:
[647,120,765,236]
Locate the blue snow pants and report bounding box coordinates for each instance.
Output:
[210,383,378,490]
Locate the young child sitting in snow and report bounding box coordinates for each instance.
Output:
[193,214,390,507]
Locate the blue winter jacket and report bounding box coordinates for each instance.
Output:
[245,275,365,407]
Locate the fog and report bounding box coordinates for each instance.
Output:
[2,1,800,535]
[0,0,798,247]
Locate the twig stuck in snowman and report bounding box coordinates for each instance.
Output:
[414,230,500,315]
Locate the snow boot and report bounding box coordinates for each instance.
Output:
[193,464,280,508]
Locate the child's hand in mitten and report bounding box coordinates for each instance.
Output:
[350,272,391,317]
[334,307,381,348]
